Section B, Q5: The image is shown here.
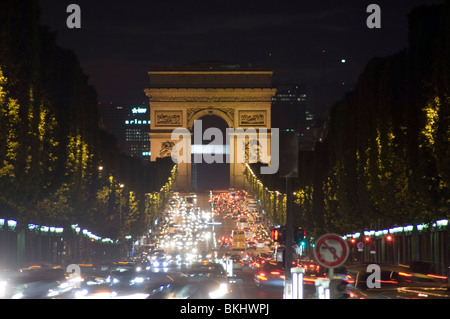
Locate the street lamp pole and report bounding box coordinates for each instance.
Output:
[285,177,294,274]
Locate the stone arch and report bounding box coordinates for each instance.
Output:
[145,66,276,191]
[187,108,233,130]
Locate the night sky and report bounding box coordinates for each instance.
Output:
[38,0,443,105]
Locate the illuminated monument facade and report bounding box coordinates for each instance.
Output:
[144,62,277,191]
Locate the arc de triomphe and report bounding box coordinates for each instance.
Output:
[144,62,277,191]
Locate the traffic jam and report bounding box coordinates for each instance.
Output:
[0,190,448,299]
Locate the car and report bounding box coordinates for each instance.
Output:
[3,266,69,299]
[148,262,231,299]
[345,264,450,299]
[254,261,285,288]
[246,241,257,250]
[229,255,244,270]
[151,252,169,268]
[107,264,151,292]
[249,253,273,268]
[244,227,254,239]
[237,218,249,229]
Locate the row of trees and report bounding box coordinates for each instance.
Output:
[251,2,449,237]
[0,1,174,241]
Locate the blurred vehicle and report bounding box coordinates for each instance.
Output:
[107,264,151,293]
[255,240,266,249]
[218,236,231,249]
[71,275,114,299]
[346,265,450,299]
[151,251,168,268]
[254,261,285,288]
[147,262,230,299]
[229,255,244,271]
[167,251,182,267]
[2,265,72,299]
[249,253,272,269]
[244,227,254,239]
[232,229,245,250]
[237,218,249,230]
[246,241,257,250]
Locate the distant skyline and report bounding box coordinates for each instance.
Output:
[39,0,444,104]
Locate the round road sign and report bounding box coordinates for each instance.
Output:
[313,233,349,268]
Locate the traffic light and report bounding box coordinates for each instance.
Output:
[271,226,285,243]
[293,227,306,246]
[385,234,393,242]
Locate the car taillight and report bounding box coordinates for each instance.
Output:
[399,272,413,277]
[348,291,358,298]
[257,273,268,281]
[270,271,280,275]
[303,277,316,284]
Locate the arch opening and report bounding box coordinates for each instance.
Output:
[191,115,230,192]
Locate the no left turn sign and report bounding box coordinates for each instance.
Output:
[313,233,349,268]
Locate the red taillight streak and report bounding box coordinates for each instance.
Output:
[377,280,398,284]
[399,272,413,277]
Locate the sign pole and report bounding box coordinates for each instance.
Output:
[313,233,349,299]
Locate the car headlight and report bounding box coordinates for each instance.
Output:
[47,289,60,297]
[208,283,229,298]
[134,277,145,284]
[0,281,7,298]
[74,289,89,299]
[12,292,24,299]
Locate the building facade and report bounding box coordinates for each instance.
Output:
[98,103,151,160]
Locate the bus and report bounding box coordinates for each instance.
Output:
[232,229,246,250]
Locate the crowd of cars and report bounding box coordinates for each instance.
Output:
[209,191,292,289]
[0,260,231,299]
[1,190,448,299]
[0,192,231,299]
[211,191,274,252]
